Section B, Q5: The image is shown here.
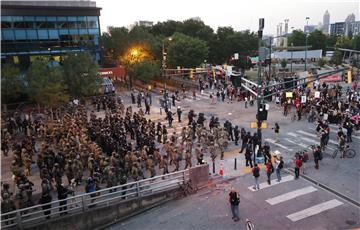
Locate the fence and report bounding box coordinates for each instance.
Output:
[0,168,192,229]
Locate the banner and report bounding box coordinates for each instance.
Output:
[301,96,307,103]
[315,91,320,98]
[286,92,293,98]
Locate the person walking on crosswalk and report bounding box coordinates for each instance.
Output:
[294,157,301,179]
[266,160,274,185]
[275,156,284,182]
[252,164,260,190]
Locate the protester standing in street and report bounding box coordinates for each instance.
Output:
[295,157,301,179]
[252,164,260,190]
[275,156,284,182]
[266,160,274,185]
[229,187,240,222]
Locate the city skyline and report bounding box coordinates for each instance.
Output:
[97,0,360,35]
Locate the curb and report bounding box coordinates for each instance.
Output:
[284,168,360,208]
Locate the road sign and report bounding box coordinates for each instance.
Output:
[250,121,267,129]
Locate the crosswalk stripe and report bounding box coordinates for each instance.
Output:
[265,138,293,151]
[286,199,343,222]
[266,186,317,205]
[287,132,319,145]
[284,138,308,149]
[297,130,338,145]
[247,175,294,192]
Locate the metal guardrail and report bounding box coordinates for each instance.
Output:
[0,169,191,229]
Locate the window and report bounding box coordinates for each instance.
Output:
[38,30,49,39]
[14,21,34,28]
[36,22,55,29]
[2,29,14,40]
[59,29,69,35]
[12,16,23,22]
[67,21,77,28]
[88,29,99,35]
[79,29,88,35]
[87,16,98,28]
[15,30,26,40]
[69,29,78,35]
[26,30,38,40]
[1,21,11,28]
[35,16,46,21]
[46,17,57,21]
[48,30,59,39]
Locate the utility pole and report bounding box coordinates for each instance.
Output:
[305,17,310,71]
[256,18,265,161]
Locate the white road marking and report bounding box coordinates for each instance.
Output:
[265,138,293,151]
[266,186,318,205]
[297,130,338,145]
[286,199,343,222]
[247,175,294,192]
[287,132,319,145]
[284,138,308,149]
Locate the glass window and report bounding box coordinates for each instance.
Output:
[14,21,34,28]
[88,29,99,35]
[36,22,56,28]
[69,29,78,35]
[59,29,69,35]
[79,29,88,35]
[12,16,23,22]
[67,21,77,28]
[2,29,14,40]
[57,16,67,21]
[87,16,98,28]
[78,21,87,28]
[38,30,49,39]
[1,21,12,28]
[58,21,68,29]
[47,17,57,21]
[35,16,46,21]
[24,16,35,21]
[67,16,77,21]
[15,30,26,40]
[1,16,12,22]
[48,30,59,39]
[26,30,38,40]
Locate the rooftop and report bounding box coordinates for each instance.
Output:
[1,0,97,7]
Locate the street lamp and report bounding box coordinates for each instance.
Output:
[305,17,310,71]
[129,48,139,89]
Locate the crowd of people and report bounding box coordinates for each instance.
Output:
[1,91,263,219]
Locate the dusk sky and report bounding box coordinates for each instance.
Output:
[97,0,359,35]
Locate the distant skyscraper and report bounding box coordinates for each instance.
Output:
[322,10,330,34]
[345,13,356,37]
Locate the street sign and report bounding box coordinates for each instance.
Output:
[250,121,267,129]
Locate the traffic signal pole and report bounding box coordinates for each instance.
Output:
[256,18,265,162]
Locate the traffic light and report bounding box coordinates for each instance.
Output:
[257,104,268,121]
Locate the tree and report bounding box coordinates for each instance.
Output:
[26,60,69,116]
[128,60,160,83]
[167,33,209,68]
[317,58,327,67]
[150,20,183,37]
[62,53,101,98]
[331,49,343,66]
[326,35,337,49]
[280,59,288,68]
[288,30,306,46]
[1,64,22,104]
[101,27,129,62]
[352,34,360,51]
[308,30,327,53]
[335,36,352,49]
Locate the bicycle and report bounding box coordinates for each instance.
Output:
[331,145,356,159]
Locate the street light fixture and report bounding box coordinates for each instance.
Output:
[305,17,310,71]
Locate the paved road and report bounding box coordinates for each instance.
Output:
[107,172,360,230]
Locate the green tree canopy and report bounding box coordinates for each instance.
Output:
[167,32,209,68]
[335,36,352,49]
[26,60,69,111]
[352,34,360,51]
[128,60,160,83]
[288,30,306,46]
[62,52,101,98]
[331,49,343,66]
[308,30,327,53]
[1,63,22,104]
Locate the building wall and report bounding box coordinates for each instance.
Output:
[1,3,101,66]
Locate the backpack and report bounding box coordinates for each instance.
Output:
[253,167,260,177]
[278,160,284,169]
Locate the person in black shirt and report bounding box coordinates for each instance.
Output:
[229,187,240,222]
